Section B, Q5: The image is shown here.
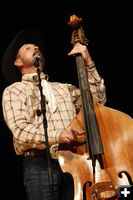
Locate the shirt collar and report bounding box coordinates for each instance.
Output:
[22,72,49,84]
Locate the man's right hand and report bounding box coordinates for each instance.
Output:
[59,127,85,144]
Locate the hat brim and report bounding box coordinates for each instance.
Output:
[2,29,44,84]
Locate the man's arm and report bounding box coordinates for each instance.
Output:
[68,42,106,105]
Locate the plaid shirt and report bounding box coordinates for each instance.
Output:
[2,66,106,155]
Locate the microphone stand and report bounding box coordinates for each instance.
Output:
[34,58,55,200]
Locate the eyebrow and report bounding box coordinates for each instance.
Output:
[24,44,34,48]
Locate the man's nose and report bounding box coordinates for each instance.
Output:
[34,46,39,50]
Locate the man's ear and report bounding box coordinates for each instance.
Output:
[14,59,22,67]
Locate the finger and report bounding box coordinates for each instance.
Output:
[71,128,85,135]
[65,130,77,142]
[63,137,71,144]
[59,136,70,144]
[68,50,79,56]
[68,45,81,56]
[69,131,77,141]
[60,130,75,143]
[67,133,75,141]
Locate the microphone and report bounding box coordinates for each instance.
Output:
[33,54,41,67]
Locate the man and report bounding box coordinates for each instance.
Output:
[2,29,106,200]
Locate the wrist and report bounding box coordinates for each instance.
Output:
[86,61,95,69]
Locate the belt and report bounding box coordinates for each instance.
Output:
[24,149,47,157]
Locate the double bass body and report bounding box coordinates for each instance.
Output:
[58,103,133,199]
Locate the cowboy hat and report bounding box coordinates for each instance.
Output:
[2,29,44,84]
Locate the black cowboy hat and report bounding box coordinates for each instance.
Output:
[2,29,44,84]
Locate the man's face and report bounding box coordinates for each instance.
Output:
[16,43,44,71]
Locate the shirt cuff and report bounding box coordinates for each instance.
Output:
[86,61,95,71]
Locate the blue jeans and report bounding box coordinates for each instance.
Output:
[23,156,74,200]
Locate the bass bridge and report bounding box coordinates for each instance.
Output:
[90,181,118,200]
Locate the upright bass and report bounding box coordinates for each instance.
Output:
[57,15,133,200]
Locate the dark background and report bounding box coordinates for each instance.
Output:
[0,2,132,199]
